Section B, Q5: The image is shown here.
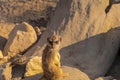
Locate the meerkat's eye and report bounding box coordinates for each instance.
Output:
[49,41,53,45]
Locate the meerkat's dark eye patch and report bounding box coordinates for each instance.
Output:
[49,41,53,45]
[47,37,52,42]
[54,41,59,44]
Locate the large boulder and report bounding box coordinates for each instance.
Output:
[62,66,90,80]
[24,0,120,79]
[3,22,37,57]
[24,56,43,77]
[0,23,15,50]
[107,56,120,79]
[0,23,15,39]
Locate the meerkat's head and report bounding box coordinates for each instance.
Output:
[47,32,61,50]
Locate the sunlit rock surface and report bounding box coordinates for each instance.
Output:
[24,56,43,77]
[3,22,37,57]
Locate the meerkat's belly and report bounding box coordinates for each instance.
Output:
[42,50,61,73]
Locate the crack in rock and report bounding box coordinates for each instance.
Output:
[105,0,120,14]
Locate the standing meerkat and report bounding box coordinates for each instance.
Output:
[39,32,68,80]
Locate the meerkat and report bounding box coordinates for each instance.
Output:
[39,32,68,80]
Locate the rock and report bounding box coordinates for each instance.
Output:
[34,27,42,36]
[0,63,12,80]
[0,56,9,65]
[0,23,15,39]
[23,74,43,80]
[34,26,46,37]
[0,50,3,59]
[107,55,120,79]
[95,76,115,80]
[23,65,90,80]
[12,64,26,80]
[0,23,15,50]
[62,66,90,80]
[3,22,37,57]
[11,77,22,80]
[24,56,43,77]
[24,0,120,79]
[10,54,27,65]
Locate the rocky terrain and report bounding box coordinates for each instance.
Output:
[0,0,120,80]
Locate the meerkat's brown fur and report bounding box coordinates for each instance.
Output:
[39,33,68,80]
